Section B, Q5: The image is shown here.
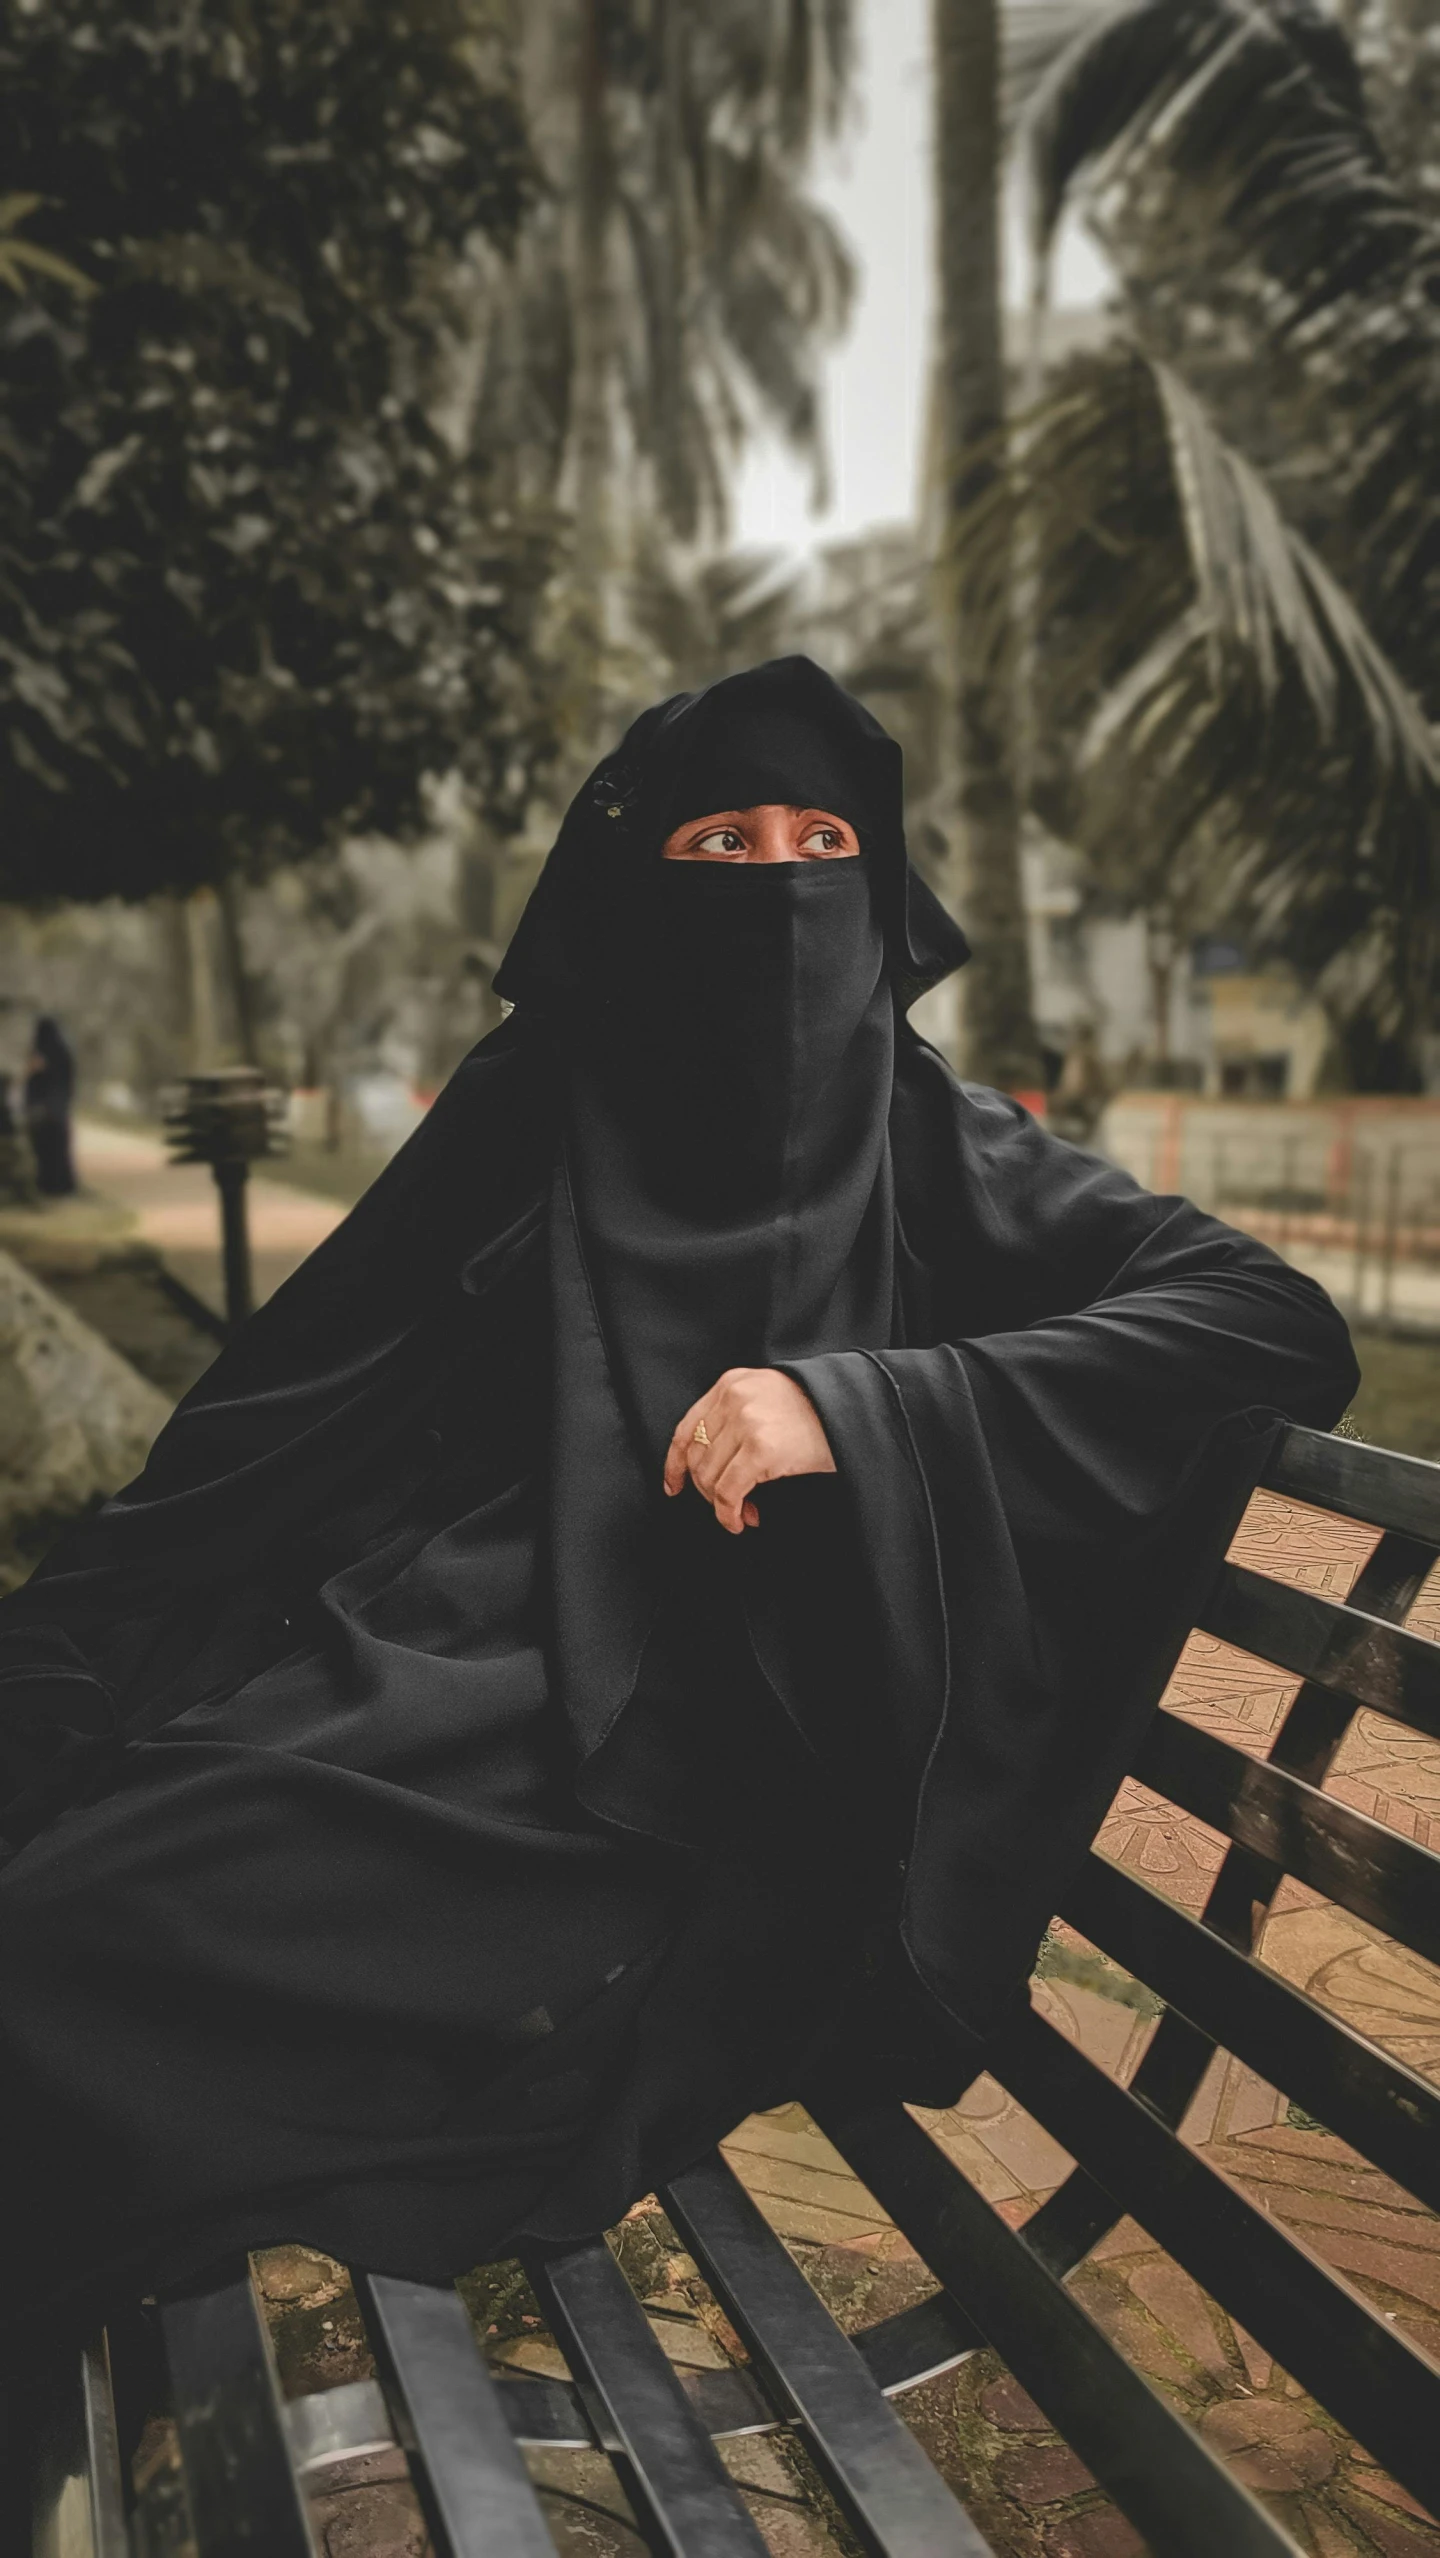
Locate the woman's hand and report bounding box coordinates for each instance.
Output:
[663,1368,836,1534]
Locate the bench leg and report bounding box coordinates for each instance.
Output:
[159,2260,317,2557]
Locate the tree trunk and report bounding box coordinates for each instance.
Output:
[1146,919,1174,1080]
[184,890,220,1072]
[215,876,261,1069]
[565,0,620,760]
[931,0,1042,1093]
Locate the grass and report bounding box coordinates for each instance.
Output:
[1344,1327,1440,1462]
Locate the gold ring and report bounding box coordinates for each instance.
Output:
[692,1421,710,1445]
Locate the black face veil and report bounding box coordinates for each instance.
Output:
[496,655,970,1023]
[562,667,916,1468]
[529,658,964,1803]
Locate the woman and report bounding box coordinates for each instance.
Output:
[23,1015,78,1198]
[0,658,1355,2354]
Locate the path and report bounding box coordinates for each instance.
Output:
[74,1116,347,1318]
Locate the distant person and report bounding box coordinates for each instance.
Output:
[23,1015,77,1198]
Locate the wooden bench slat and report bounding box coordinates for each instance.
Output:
[992,2004,1440,2516]
[78,2338,128,2558]
[849,2293,985,2397]
[504,2360,782,2447]
[353,2272,557,2558]
[1063,1849,1440,2211]
[1198,1562,1440,1737]
[1264,1427,1440,1546]
[1133,1710,1440,1966]
[1025,1514,1440,2287]
[527,2236,771,2556]
[160,2261,318,2558]
[811,2096,1303,2558]
[664,2151,994,2558]
[491,2303,983,2446]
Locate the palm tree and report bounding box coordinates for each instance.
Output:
[471,0,857,758]
[970,0,1440,1085]
[0,193,89,297]
[931,0,1043,1092]
[627,536,803,696]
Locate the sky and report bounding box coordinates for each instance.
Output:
[732,0,1109,555]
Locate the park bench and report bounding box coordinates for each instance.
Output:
[29,1419,1440,2557]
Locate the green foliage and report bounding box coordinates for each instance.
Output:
[995,0,1440,1081]
[478,0,856,543]
[965,348,1439,964]
[0,0,556,904]
[0,194,91,299]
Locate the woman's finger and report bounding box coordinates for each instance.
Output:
[709,1449,759,1535]
[663,1397,707,1496]
[686,1416,743,1502]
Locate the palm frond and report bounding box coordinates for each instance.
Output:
[1149,356,1439,785]
[0,193,91,297]
[1000,0,1108,133]
[956,344,1440,1028]
[470,0,859,546]
[1020,0,1440,333]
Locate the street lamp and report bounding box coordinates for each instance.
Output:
[163,1066,287,1331]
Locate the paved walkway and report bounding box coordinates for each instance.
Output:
[73,1116,346,1318]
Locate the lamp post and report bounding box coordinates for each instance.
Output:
[163,1066,286,1331]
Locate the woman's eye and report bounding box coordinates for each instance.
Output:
[800,825,843,853]
[694,828,747,854]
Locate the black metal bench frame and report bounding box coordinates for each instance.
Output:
[28,1422,1440,2556]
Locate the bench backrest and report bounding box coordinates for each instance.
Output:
[32,1422,1440,2558]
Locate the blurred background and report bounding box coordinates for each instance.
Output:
[2,0,1439,1540]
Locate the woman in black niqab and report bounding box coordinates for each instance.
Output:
[0,659,1357,2347]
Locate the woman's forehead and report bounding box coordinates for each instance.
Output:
[675,800,850,819]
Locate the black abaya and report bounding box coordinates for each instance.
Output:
[0,659,1358,2331]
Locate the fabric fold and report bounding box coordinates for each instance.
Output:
[0,654,1359,2324]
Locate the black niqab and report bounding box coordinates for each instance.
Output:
[569,858,895,1460]
[496,655,970,1017]
[550,852,899,1842]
